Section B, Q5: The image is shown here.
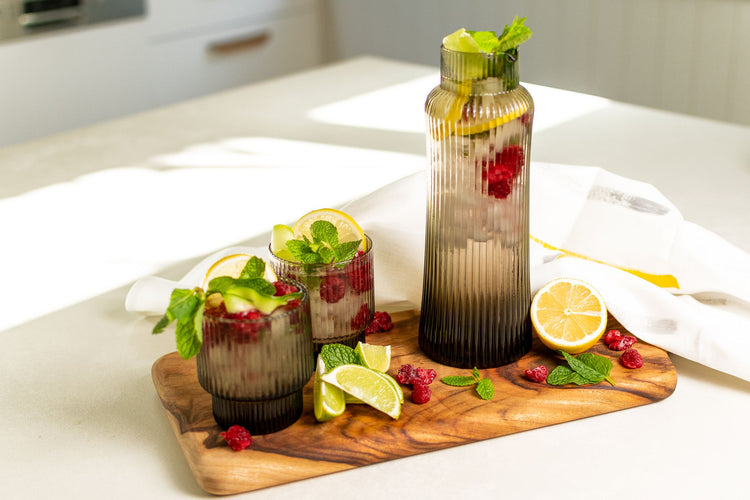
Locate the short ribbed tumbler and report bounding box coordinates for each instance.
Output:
[419,46,534,368]
[197,279,313,434]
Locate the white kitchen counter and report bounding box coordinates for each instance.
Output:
[1,57,749,499]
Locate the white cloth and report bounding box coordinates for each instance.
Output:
[126,162,750,382]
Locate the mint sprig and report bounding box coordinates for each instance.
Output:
[152,257,300,359]
[547,351,616,386]
[286,220,361,264]
[441,367,495,400]
[466,17,532,55]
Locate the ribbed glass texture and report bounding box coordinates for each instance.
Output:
[196,279,313,434]
[419,47,534,368]
[269,236,374,353]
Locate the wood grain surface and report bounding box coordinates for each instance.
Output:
[152,310,677,495]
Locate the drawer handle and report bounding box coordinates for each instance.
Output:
[208,31,271,55]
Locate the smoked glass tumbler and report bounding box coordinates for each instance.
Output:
[269,236,374,354]
[197,279,313,434]
[419,46,534,368]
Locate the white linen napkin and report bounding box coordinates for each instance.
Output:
[126,162,750,382]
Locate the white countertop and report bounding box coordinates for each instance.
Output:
[2,57,750,499]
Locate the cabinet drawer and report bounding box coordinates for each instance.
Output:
[147,0,316,38]
[149,10,321,106]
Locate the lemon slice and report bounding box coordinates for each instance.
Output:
[202,253,277,289]
[313,357,346,422]
[530,278,608,354]
[292,208,367,252]
[319,364,402,419]
[354,342,391,373]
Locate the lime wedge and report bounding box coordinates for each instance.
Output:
[443,28,481,52]
[271,224,297,261]
[320,364,402,419]
[354,342,391,372]
[314,357,346,422]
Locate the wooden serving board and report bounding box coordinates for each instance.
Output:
[152,310,676,495]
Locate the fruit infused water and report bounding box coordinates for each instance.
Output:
[419,20,534,368]
[269,209,374,353]
[153,255,314,434]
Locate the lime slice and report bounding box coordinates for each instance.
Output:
[320,364,402,419]
[443,28,481,52]
[354,342,391,372]
[271,224,297,261]
[202,253,277,289]
[292,208,367,252]
[314,357,346,422]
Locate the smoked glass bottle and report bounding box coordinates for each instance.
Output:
[419,46,534,368]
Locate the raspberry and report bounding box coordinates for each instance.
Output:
[396,364,436,386]
[220,425,253,451]
[620,348,644,369]
[351,303,371,331]
[346,251,373,294]
[411,382,432,404]
[609,335,637,351]
[273,281,298,296]
[365,311,394,335]
[226,309,264,342]
[481,145,524,199]
[524,365,548,383]
[603,329,622,345]
[319,276,346,303]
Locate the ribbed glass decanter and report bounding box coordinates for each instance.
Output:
[419,46,534,368]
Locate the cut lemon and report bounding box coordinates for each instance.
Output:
[314,357,346,422]
[354,342,391,373]
[292,208,367,252]
[320,364,402,419]
[202,253,277,289]
[530,278,608,354]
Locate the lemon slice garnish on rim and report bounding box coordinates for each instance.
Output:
[292,208,367,252]
[202,253,277,289]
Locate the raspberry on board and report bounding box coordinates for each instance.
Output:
[220,425,253,451]
[524,365,548,383]
[411,382,432,404]
[396,364,417,385]
[603,329,622,345]
[620,348,644,369]
[608,335,637,351]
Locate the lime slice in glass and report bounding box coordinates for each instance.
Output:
[271,224,296,261]
[320,364,402,419]
[442,28,481,52]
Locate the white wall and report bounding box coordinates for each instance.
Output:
[322,0,750,127]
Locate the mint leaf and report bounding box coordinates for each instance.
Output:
[153,287,206,359]
[311,220,338,248]
[561,351,615,386]
[496,16,533,53]
[546,365,591,386]
[239,256,266,279]
[317,246,336,264]
[476,378,495,400]
[441,375,477,387]
[176,304,203,359]
[468,30,500,53]
[335,240,361,262]
[320,343,362,370]
[471,366,481,381]
[576,353,615,385]
[287,239,324,264]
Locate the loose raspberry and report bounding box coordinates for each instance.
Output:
[272,281,298,296]
[346,251,373,294]
[396,364,436,386]
[350,303,371,331]
[319,276,346,303]
[396,364,416,385]
[609,335,637,351]
[365,311,394,335]
[603,329,622,345]
[411,382,432,404]
[620,348,644,369]
[524,365,548,383]
[220,425,253,451]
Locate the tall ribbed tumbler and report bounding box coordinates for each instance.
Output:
[419,46,534,368]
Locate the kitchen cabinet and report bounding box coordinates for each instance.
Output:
[0,0,322,147]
